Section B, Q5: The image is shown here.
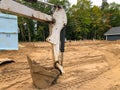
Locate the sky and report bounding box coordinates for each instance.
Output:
[69,0,120,6]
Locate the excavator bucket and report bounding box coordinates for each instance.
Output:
[27,56,60,89]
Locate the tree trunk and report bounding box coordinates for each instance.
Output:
[28,28,31,42]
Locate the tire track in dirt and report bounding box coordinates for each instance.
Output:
[1,41,120,90]
[88,45,120,68]
[43,50,110,90]
[0,70,30,90]
[77,44,120,90]
[0,71,27,82]
[0,62,30,90]
[46,68,110,90]
[78,62,120,90]
[0,77,30,90]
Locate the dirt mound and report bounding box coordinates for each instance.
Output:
[0,41,120,90]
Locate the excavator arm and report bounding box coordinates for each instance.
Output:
[0,0,53,22]
[0,0,67,88]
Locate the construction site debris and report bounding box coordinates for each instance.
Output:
[0,58,14,66]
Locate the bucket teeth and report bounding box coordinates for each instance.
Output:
[27,56,60,89]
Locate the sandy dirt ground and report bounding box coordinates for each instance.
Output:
[0,40,120,90]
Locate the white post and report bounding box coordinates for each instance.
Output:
[106,35,108,40]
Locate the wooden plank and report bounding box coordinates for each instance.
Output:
[0,0,53,23]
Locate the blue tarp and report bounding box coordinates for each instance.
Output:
[0,13,18,33]
[0,13,18,50]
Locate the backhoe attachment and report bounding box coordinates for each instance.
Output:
[27,56,60,89]
[26,4,67,89]
[27,6,67,89]
[46,5,67,74]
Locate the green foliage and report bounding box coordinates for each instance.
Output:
[109,3,120,27]
[17,0,120,41]
[66,0,120,40]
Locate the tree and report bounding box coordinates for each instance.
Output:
[109,3,120,27]
[17,0,120,41]
[90,6,103,39]
[49,0,70,11]
[101,0,109,10]
[17,0,50,42]
[66,0,92,40]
